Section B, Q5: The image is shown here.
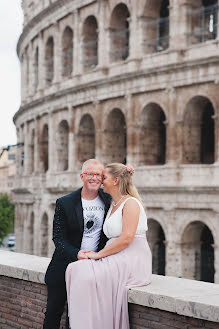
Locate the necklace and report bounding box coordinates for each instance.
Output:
[112,195,125,207]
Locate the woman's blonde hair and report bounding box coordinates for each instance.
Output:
[105,163,144,206]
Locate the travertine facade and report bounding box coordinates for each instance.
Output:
[14,0,219,283]
[0,146,16,195]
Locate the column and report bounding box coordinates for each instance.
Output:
[68,107,76,171]
[48,112,56,173]
[73,9,82,75]
[97,0,108,68]
[38,31,45,92]
[169,0,189,50]
[129,6,141,59]
[94,101,102,161]
[165,239,182,277]
[23,122,29,175]
[22,204,29,254]
[53,21,62,84]
[34,117,40,174]
[33,200,41,256]
[125,94,136,165]
[165,87,179,165]
[28,41,34,97]
[20,54,25,103]
[22,50,28,101]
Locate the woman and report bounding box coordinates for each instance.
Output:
[66,163,152,329]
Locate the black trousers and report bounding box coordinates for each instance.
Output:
[43,282,69,329]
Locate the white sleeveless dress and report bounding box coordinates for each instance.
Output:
[66,197,152,329]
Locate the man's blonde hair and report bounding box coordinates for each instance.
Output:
[82,159,104,172]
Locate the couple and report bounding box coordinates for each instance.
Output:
[43,159,152,329]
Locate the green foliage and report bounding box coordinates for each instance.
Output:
[0,194,14,246]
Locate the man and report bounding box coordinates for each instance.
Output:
[43,159,111,329]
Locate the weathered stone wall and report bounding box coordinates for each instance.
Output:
[14,0,219,284]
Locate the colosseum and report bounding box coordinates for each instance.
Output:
[14,0,219,283]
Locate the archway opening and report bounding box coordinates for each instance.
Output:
[189,0,218,44]
[110,3,130,62]
[41,213,48,257]
[103,109,126,164]
[29,129,35,173]
[34,47,39,90]
[45,37,54,85]
[62,26,73,77]
[182,221,215,282]
[139,103,166,165]
[143,0,169,53]
[82,16,98,71]
[40,124,49,172]
[183,96,215,164]
[56,120,69,171]
[147,219,166,275]
[77,114,95,165]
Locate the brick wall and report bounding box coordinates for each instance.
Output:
[1,275,219,329]
[129,304,219,329]
[0,276,66,329]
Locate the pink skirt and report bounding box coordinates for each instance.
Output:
[65,237,152,329]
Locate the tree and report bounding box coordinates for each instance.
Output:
[0,194,14,245]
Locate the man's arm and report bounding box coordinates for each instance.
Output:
[52,199,80,262]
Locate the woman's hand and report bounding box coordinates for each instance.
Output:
[85,251,101,260]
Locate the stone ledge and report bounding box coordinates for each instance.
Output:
[1,250,219,323]
[129,276,219,323]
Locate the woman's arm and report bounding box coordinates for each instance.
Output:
[86,199,140,260]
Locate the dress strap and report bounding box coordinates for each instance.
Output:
[120,197,141,208]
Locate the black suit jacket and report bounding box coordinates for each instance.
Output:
[45,188,111,285]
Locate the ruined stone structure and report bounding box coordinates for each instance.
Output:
[0,146,16,195]
[14,0,219,283]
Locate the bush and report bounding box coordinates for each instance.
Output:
[0,194,14,246]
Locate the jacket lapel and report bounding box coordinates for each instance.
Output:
[73,188,84,233]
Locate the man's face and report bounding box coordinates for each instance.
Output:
[80,164,103,192]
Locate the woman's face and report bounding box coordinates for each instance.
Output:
[103,168,116,194]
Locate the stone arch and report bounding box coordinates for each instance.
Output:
[56,120,69,171]
[181,221,215,282]
[142,0,169,53]
[77,114,95,165]
[34,47,39,90]
[82,16,98,71]
[183,96,215,164]
[29,128,35,173]
[28,212,34,254]
[40,124,49,173]
[62,26,73,77]
[138,103,166,165]
[147,219,166,275]
[41,212,49,257]
[110,3,130,62]
[188,0,218,44]
[103,108,127,164]
[45,36,54,85]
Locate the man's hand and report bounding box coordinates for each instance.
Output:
[77,249,91,260]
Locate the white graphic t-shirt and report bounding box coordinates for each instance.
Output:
[80,195,105,252]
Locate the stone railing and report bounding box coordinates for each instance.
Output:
[0,250,219,329]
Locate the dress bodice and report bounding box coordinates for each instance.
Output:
[103,197,148,239]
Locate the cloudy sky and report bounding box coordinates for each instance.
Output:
[0,0,23,148]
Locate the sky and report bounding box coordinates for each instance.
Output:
[0,0,23,148]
